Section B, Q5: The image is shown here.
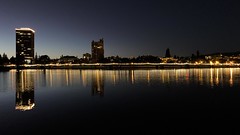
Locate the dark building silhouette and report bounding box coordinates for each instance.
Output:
[16,28,35,65]
[15,71,35,111]
[91,38,104,63]
[83,53,91,63]
[165,48,171,58]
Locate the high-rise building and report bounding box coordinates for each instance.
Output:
[91,38,104,63]
[16,28,35,64]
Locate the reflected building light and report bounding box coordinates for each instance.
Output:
[124,70,128,83]
[199,69,203,85]
[97,70,100,89]
[166,71,170,83]
[49,70,53,87]
[230,68,233,87]
[185,70,189,81]
[129,70,135,84]
[210,68,214,87]
[194,69,196,82]
[205,69,209,85]
[15,71,35,111]
[187,70,191,85]
[65,70,69,86]
[41,70,47,87]
[92,70,104,96]
[112,71,116,85]
[15,103,35,111]
[175,70,178,84]
[161,70,165,83]
[81,70,87,87]
[10,70,16,90]
[147,70,150,85]
[69,70,72,86]
[156,70,160,83]
[220,68,223,87]
[216,69,219,86]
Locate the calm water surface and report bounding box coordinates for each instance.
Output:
[0,68,240,134]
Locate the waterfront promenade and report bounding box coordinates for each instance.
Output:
[3,63,240,70]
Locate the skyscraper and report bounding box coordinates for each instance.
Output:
[91,38,104,63]
[16,28,35,64]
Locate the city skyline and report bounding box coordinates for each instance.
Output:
[0,0,239,59]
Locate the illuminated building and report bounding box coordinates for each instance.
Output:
[91,38,104,63]
[16,28,35,64]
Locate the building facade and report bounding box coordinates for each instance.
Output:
[91,38,104,63]
[82,53,91,63]
[16,28,35,64]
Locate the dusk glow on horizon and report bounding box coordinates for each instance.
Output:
[0,0,239,59]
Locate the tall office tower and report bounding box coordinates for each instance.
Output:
[91,38,104,63]
[16,28,35,64]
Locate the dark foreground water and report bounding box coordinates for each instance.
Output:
[0,68,240,134]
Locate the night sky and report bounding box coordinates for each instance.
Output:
[0,0,239,58]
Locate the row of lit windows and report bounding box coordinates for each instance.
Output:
[17,40,32,43]
[16,32,32,36]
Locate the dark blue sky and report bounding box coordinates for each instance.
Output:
[0,0,239,58]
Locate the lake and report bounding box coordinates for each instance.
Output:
[0,68,240,134]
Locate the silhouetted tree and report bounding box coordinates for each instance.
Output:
[0,54,2,65]
[2,53,9,64]
[10,56,16,64]
[38,55,51,64]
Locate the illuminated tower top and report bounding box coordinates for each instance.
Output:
[15,28,35,33]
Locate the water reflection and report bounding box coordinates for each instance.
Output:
[2,68,239,99]
[94,69,238,87]
[129,70,135,84]
[230,68,233,87]
[91,70,104,96]
[15,71,35,111]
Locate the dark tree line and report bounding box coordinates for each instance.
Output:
[0,53,12,65]
[105,55,162,63]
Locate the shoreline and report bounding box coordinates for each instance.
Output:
[1,63,240,70]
